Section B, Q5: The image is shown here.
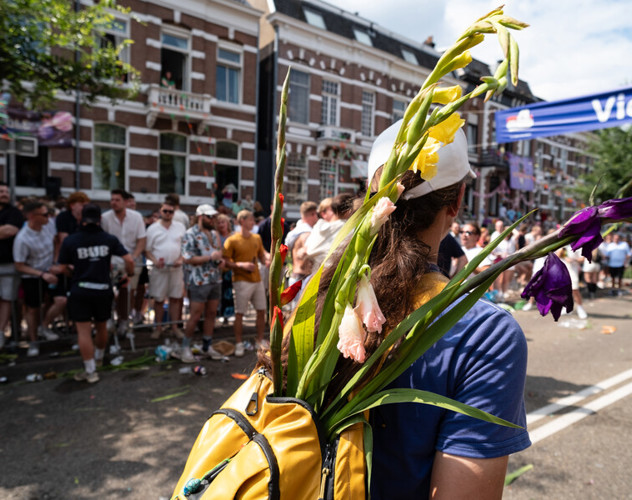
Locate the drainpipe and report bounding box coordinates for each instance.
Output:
[74,0,81,190]
[253,20,261,202]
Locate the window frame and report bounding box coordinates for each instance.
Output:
[216,43,243,105]
[319,157,338,200]
[159,132,188,196]
[392,99,407,122]
[285,152,308,205]
[92,123,127,191]
[161,26,191,91]
[304,8,326,29]
[289,70,310,124]
[361,91,375,137]
[321,80,339,126]
[401,48,417,65]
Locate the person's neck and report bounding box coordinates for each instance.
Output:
[161,219,172,229]
[416,208,451,265]
[28,220,42,231]
[115,208,126,221]
[241,227,251,237]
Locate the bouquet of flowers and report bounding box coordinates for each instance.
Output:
[172,6,632,499]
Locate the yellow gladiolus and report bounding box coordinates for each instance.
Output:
[409,138,440,179]
[433,85,463,105]
[429,113,465,145]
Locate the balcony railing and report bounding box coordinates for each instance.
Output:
[146,85,212,133]
[316,125,356,144]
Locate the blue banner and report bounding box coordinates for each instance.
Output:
[495,86,632,143]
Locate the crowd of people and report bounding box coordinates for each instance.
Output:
[0,178,630,383]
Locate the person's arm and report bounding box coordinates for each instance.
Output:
[0,225,19,239]
[451,255,467,277]
[430,453,508,500]
[123,254,135,276]
[14,262,58,285]
[145,250,164,268]
[132,236,146,261]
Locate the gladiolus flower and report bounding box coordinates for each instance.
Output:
[272,306,284,330]
[433,85,463,105]
[337,305,367,363]
[396,182,405,198]
[279,244,288,263]
[597,197,632,220]
[428,113,465,145]
[410,138,440,179]
[356,275,386,333]
[559,206,602,261]
[370,197,396,234]
[280,280,302,306]
[521,253,573,321]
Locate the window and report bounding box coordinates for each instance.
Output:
[161,30,190,90]
[320,158,337,200]
[15,147,48,188]
[466,123,478,155]
[159,133,187,194]
[216,47,242,104]
[215,141,240,200]
[321,80,339,126]
[392,99,406,122]
[289,70,310,124]
[101,17,130,68]
[401,48,417,65]
[286,153,308,205]
[361,91,374,137]
[304,8,326,29]
[93,124,126,190]
[353,28,372,46]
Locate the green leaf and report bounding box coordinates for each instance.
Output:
[339,388,522,429]
[504,464,534,486]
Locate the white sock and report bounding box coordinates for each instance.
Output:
[84,358,96,374]
[94,348,104,361]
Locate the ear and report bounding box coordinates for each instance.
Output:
[447,184,466,217]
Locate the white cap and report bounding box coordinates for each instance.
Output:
[367,119,476,200]
[195,204,218,217]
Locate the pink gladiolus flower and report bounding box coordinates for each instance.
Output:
[280,280,302,306]
[356,275,386,333]
[370,197,396,234]
[337,305,367,363]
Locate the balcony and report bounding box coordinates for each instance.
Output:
[316,125,357,144]
[478,147,510,170]
[146,85,212,133]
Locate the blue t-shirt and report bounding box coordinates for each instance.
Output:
[370,298,530,499]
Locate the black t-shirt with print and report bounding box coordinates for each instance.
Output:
[0,204,25,264]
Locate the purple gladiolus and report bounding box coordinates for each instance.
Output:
[521,253,573,321]
[597,197,632,220]
[558,206,602,261]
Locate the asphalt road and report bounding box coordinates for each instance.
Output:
[1,288,631,499]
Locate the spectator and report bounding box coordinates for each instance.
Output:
[101,189,146,336]
[305,193,355,270]
[0,182,24,349]
[449,221,460,240]
[318,197,334,222]
[437,232,466,278]
[459,222,493,274]
[56,191,90,245]
[285,201,318,251]
[559,246,588,319]
[145,201,186,340]
[606,233,630,292]
[216,214,235,323]
[223,210,269,356]
[13,202,66,356]
[58,204,134,383]
[180,204,225,362]
[257,205,290,253]
[123,191,136,211]
[165,193,189,229]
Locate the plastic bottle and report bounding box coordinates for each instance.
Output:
[179,366,193,374]
[26,373,43,382]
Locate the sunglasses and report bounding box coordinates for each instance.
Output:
[162,209,174,214]
[460,230,476,236]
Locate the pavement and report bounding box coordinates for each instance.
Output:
[1,287,631,499]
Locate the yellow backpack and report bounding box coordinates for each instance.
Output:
[171,368,367,500]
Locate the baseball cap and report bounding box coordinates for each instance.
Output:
[195,204,218,217]
[81,204,102,224]
[367,119,476,200]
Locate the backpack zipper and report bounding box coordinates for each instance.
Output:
[246,368,266,416]
[317,445,333,500]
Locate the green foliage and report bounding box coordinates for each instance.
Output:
[0,0,139,110]
[575,127,632,203]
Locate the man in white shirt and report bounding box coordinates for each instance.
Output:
[459,222,493,274]
[145,201,186,339]
[101,189,146,336]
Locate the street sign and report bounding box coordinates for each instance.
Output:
[15,137,38,157]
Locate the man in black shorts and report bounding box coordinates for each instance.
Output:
[58,204,134,383]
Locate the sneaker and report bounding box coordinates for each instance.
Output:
[38,326,59,341]
[234,342,245,357]
[95,358,104,368]
[131,311,144,325]
[204,345,223,361]
[577,306,588,320]
[255,340,270,351]
[522,302,533,312]
[150,329,162,340]
[180,347,195,363]
[27,343,39,357]
[74,370,100,383]
[116,322,127,337]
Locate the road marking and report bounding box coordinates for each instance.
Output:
[527,367,632,426]
[528,380,632,445]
